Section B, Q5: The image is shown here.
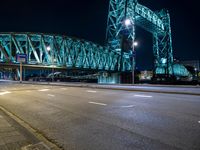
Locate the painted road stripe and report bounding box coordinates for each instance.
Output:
[198,121,200,124]
[121,105,135,108]
[48,94,55,97]
[0,91,11,96]
[87,90,97,93]
[88,102,107,106]
[38,89,50,92]
[60,88,68,90]
[134,94,152,98]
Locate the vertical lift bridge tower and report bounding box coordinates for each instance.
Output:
[106,0,174,82]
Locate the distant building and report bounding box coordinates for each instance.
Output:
[140,71,153,80]
[179,60,199,80]
[179,60,200,71]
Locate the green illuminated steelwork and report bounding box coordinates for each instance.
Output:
[156,64,191,77]
[106,0,177,75]
[0,1,190,78]
[0,33,120,71]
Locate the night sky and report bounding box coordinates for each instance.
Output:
[0,0,199,70]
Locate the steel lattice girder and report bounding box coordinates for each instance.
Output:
[106,0,174,74]
[0,33,126,71]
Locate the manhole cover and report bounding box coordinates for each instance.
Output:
[21,142,50,150]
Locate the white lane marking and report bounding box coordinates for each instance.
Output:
[134,94,152,98]
[26,90,31,93]
[88,102,107,106]
[48,94,55,97]
[38,89,50,92]
[121,105,135,108]
[0,91,11,96]
[60,88,68,90]
[87,90,97,93]
[198,121,200,124]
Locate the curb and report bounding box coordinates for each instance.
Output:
[20,81,200,96]
[0,105,62,150]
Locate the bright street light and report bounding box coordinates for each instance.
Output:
[124,19,131,26]
[133,41,138,47]
[47,46,51,51]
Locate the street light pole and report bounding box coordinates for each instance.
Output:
[47,46,54,82]
[122,0,137,84]
[52,54,54,82]
[132,41,138,84]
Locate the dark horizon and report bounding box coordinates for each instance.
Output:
[0,0,199,70]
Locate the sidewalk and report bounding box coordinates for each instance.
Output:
[0,110,32,150]
[0,107,57,150]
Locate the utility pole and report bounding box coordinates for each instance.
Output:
[20,62,22,83]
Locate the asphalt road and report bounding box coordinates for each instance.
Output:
[0,82,200,150]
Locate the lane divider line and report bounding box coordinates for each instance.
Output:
[0,91,11,96]
[88,102,107,106]
[134,94,152,98]
[121,105,135,108]
[47,94,55,97]
[87,90,97,93]
[38,89,50,92]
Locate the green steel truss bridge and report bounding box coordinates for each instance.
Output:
[0,0,190,79]
[0,33,121,71]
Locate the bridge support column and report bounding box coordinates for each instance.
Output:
[98,72,120,84]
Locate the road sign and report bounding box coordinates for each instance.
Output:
[16,54,27,63]
[16,54,27,83]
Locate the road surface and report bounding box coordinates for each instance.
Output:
[0,82,200,150]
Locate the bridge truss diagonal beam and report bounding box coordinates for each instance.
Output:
[0,33,127,72]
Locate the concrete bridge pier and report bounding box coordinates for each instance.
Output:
[98,72,120,84]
